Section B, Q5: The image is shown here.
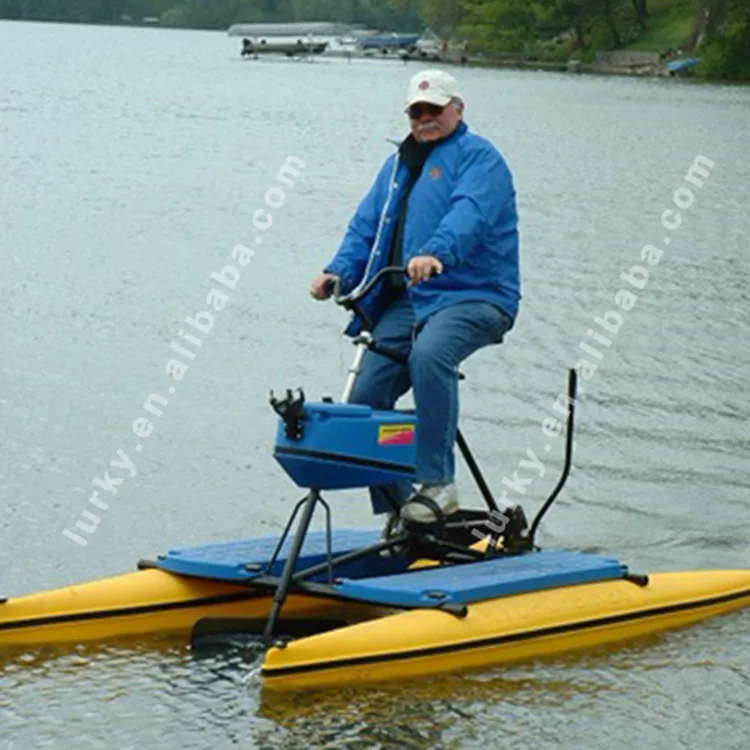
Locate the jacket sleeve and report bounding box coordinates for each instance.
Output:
[323,157,394,293]
[420,144,514,268]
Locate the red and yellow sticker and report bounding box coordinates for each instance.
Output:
[378,423,415,446]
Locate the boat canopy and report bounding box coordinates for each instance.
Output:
[227,22,352,38]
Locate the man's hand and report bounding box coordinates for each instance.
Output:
[407,255,443,284]
[309,273,339,300]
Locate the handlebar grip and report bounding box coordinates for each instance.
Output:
[332,265,408,308]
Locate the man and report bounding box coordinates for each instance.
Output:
[310,69,520,527]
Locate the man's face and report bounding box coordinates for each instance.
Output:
[408,100,463,143]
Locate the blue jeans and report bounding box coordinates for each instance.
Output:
[349,296,513,515]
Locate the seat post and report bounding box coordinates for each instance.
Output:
[341,332,373,403]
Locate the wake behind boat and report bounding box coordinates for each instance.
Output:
[2,266,749,690]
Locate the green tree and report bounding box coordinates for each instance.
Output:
[700,0,750,79]
[292,0,353,24]
[461,0,542,54]
[630,0,647,30]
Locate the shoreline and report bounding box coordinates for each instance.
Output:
[305,49,728,84]
[315,48,750,85]
[2,16,746,84]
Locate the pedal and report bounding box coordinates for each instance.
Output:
[502,505,532,553]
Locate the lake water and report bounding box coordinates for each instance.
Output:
[1,19,749,750]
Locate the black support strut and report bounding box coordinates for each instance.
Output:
[263,489,322,643]
[528,368,578,548]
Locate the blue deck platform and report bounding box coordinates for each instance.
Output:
[155,529,628,607]
[334,550,627,607]
[155,529,406,582]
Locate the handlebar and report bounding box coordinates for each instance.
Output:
[325,265,407,333]
[327,265,408,309]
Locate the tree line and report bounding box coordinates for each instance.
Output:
[0,0,421,29]
[1,0,747,79]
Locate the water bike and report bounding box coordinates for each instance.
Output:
[2,265,749,691]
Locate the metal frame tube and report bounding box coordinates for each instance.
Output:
[340,333,373,403]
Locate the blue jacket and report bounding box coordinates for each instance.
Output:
[324,121,520,336]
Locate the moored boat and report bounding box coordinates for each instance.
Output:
[241,38,329,58]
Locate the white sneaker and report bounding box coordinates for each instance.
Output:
[400,483,459,524]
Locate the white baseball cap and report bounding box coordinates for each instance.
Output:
[404,69,463,110]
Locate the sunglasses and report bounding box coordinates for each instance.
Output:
[407,102,446,119]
